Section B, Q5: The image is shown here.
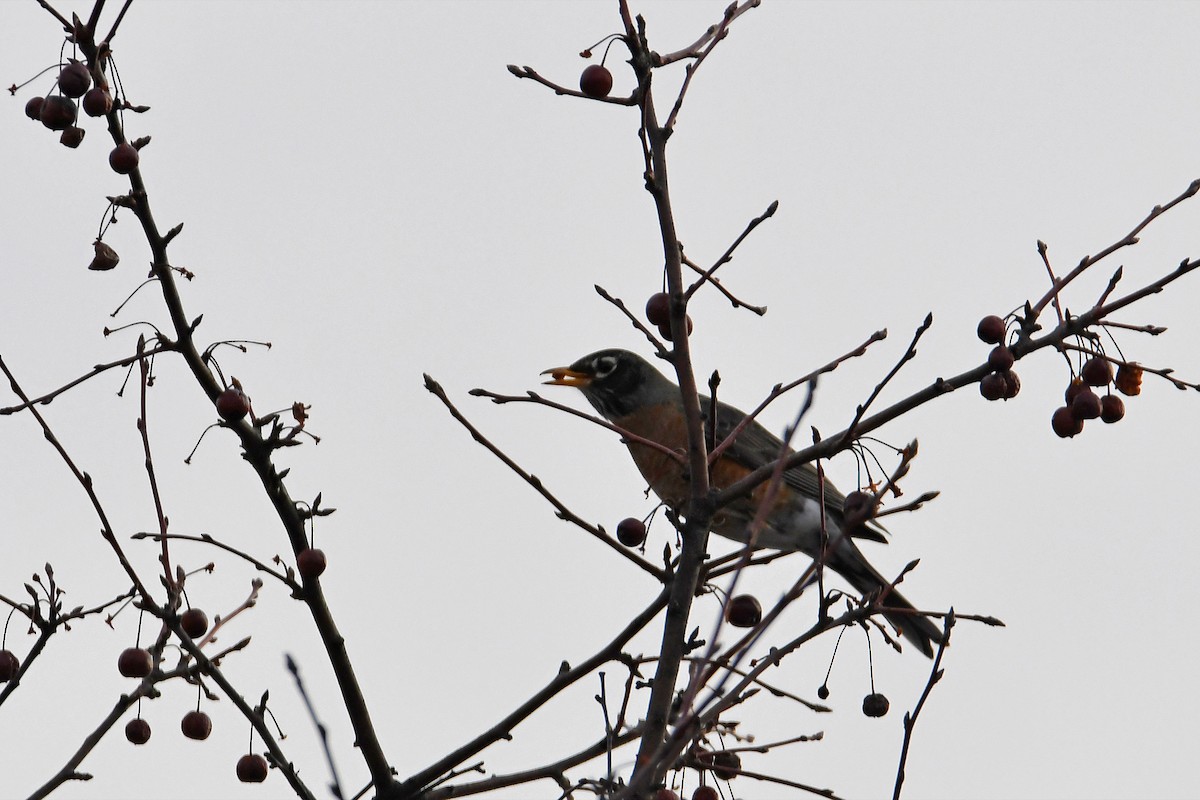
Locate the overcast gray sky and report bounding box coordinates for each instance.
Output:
[3,2,1199,799]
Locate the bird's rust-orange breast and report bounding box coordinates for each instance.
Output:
[612,401,691,507]
[612,402,791,523]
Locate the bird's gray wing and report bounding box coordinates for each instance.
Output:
[704,396,889,543]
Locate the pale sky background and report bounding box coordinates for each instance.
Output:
[2,2,1199,799]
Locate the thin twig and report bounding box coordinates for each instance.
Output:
[683,199,777,308]
[505,64,638,106]
[838,314,933,449]
[427,376,666,580]
[893,610,955,800]
[0,342,175,415]
[287,655,346,800]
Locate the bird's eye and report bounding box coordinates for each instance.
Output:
[593,356,618,379]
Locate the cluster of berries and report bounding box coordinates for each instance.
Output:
[975,313,1141,438]
[1051,357,1139,438]
[23,59,141,174]
[114,620,270,781]
[976,315,1021,401]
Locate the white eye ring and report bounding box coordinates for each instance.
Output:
[594,356,618,379]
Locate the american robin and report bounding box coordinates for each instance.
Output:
[543,348,943,657]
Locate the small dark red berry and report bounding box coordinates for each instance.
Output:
[39,95,77,131]
[297,548,327,579]
[125,718,152,745]
[976,315,1005,344]
[691,786,719,800]
[180,608,209,638]
[24,96,45,121]
[1064,378,1086,405]
[579,64,613,98]
[0,650,19,681]
[654,790,680,800]
[82,86,113,117]
[725,594,762,628]
[645,292,670,326]
[1051,406,1083,438]
[657,315,694,342]
[1081,357,1113,387]
[979,372,1006,401]
[1000,369,1021,399]
[58,61,92,98]
[817,683,830,700]
[862,692,890,717]
[841,490,873,526]
[109,142,139,174]
[237,753,269,783]
[1071,388,1102,421]
[616,517,647,547]
[215,387,250,421]
[1100,394,1125,424]
[711,750,741,780]
[987,345,1014,372]
[118,647,153,678]
[181,710,212,740]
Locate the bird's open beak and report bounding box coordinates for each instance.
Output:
[541,366,592,388]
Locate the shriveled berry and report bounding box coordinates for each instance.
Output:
[215,387,250,421]
[862,692,890,717]
[1000,369,1021,399]
[691,786,719,800]
[579,64,613,98]
[1081,356,1113,387]
[1051,406,1083,438]
[181,608,209,638]
[725,594,762,628]
[89,240,120,271]
[59,126,86,148]
[236,753,269,783]
[979,372,1006,401]
[1100,394,1125,424]
[24,96,45,121]
[58,61,92,98]
[1071,388,1102,421]
[118,647,153,678]
[0,650,19,681]
[297,548,327,579]
[39,95,77,131]
[711,750,741,780]
[181,710,212,740]
[616,517,647,547]
[976,315,1005,344]
[109,142,139,174]
[82,86,113,117]
[125,718,152,745]
[987,345,1014,372]
[1115,363,1143,396]
[645,292,670,326]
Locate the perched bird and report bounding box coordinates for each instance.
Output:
[543,348,943,657]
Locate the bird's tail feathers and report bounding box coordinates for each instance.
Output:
[834,555,944,659]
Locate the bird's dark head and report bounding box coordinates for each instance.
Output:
[542,349,675,420]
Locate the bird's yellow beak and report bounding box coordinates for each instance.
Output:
[541,366,592,388]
